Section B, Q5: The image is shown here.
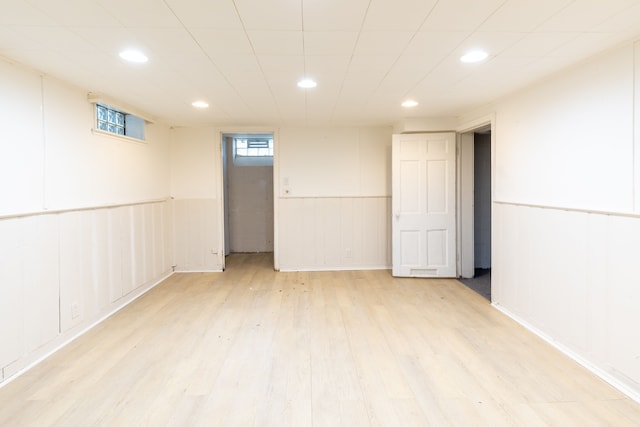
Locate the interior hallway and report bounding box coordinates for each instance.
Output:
[0,253,638,426]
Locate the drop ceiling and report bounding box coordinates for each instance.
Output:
[2,0,640,127]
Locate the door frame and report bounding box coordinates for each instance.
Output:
[217,128,279,271]
[456,113,495,279]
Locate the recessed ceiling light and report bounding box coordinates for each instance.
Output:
[401,100,418,108]
[297,78,317,88]
[192,101,209,108]
[119,49,148,63]
[460,50,488,63]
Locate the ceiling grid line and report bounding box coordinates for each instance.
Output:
[5,0,640,125]
[401,0,511,102]
[301,0,308,125]
[329,0,373,123]
[230,0,284,124]
[159,0,247,119]
[359,0,442,109]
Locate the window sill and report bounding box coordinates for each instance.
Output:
[91,128,146,144]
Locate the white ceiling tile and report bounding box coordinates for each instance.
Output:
[449,58,565,108]
[127,28,202,55]
[225,75,273,100]
[23,0,119,27]
[271,91,307,114]
[0,26,41,51]
[0,1,54,25]
[247,31,303,55]
[374,56,438,98]
[373,77,418,101]
[305,55,351,78]
[257,54,304,74]
[190,30,253,55]
[403,31,469,57]
[346,55,398,78]
[70,27,141,55]
[262,57,343,98]
[241,93,281,112]
[336,71,388,107]
[593,2,640,33]
[422,0,504,31]
[302,0,369,31]
[411,55,477,93]
[7,49,99,90]
[234,0,302,31]
[263,76,307,101]
[3,0,640,126]
[96,0,181,28]
[163,0,243,29]
[354,31,414,55]
[479,0,574,32]
[211,54,262,76]
[9,26,96,53]
[548,32,636,59]
[422,0,508,31]
[517,55,586,83]
[499,32,580,59]
[303,32,359,55]
[306,87,341,106]
[457,32,526,58]
[538,0,639,32]
[298,87,341,110]
[454,57,536,93]
[363,0,439,31]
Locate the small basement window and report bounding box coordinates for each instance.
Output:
[232,136,274,166]
[234,137,273,157]
[95,103,145,141]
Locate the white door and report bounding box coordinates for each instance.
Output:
[392,132,456,277]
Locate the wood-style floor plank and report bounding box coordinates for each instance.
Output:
[0,253,639,426]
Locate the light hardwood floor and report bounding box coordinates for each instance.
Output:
[1,253,639,426]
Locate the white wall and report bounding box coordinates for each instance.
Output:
[0,58,173,384]
[277,127,392,270]
[277,127,391,198]
[170,127,223,271]
[0,61,44,215]
[168,126,393,271]
[462,41,640,399]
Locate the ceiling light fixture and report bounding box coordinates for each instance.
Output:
[297,78,317,88]
[402,100,418,108]
[192,101,209,108]
[460,50,488,63]
[119,49,148,63]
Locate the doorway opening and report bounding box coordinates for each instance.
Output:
[458,125,492,300]
[222,133,275,263]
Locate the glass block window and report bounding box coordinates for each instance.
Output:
[234,138,273,157]
[94,103,144,140]
[96,104,125,136]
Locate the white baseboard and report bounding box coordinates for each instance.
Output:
[278,265,391,272]
[492,302,640,405]
[0,270,174,389]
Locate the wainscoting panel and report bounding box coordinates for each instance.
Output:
[493,202,640,400]
[278,197,391,271]
[0,200,173,384]
[172,198,221,271]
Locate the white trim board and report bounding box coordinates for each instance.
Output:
[0,270,174,389]
[493,303,640,405]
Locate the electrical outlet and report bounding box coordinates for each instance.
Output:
[345,248,352,258]
[71,303,80,319]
